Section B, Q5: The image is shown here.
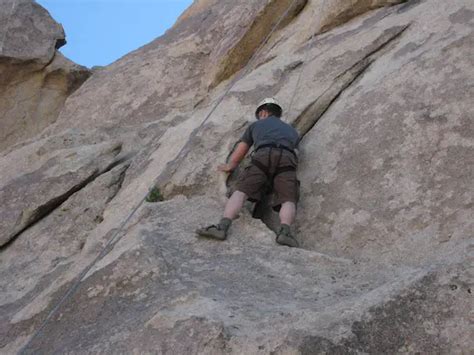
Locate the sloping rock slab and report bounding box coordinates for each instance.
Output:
[296,0,474,264]
[6,196,471,353]
[0,139,123,247]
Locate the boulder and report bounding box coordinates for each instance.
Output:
[0,0,91,152]
[0,0,64,64]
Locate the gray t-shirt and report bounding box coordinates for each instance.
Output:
[240,116,300,150]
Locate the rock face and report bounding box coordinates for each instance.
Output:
[0,0,91,152]
[1,0,473,353]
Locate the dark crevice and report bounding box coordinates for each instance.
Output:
[106,163,130,203]
[296,59,371,137]
[55,38,66,50]
[294,24,410,139]
[397,0,423,14]
[0,152,135,253]
[0,172,98,252]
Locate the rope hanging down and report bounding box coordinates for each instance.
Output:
[19,0,305,353]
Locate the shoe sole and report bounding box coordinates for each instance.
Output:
[276,235,299,247]
[196,229,226,241]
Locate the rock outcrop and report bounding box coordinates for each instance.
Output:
[0,0,91,152]
[1,0,472,353]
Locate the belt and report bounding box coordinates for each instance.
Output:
[256,143,295,156]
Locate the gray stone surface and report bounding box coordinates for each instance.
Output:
[293,1,474,267]
[0,0,90,152]
[0,0,473,353]
[0,0,64,63]
[0,137,124,247]
[2,196,471,353]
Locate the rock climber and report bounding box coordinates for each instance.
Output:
[196,98,300,247]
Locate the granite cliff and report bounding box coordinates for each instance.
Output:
[0,0,472,353]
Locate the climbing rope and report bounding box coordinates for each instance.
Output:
[18,0,306,353]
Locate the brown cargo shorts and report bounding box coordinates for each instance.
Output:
[235,147,300,210]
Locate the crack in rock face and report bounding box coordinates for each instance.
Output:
[294,24,410,138]
[0,142,124,248]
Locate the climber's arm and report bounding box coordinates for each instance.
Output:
[218,142,250,172]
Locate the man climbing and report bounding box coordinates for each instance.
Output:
[196,98,300,247]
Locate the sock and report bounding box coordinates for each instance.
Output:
[280,224,291,233]
[219,217,232,232]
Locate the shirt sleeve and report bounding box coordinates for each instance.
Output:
[239,124,254,146]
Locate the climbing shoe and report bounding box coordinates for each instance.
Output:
[276,224,299,248]
[195,224,227,240]
[195,218,231,241]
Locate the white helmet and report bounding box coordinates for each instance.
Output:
[255,97,283,119]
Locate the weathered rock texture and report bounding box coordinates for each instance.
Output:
[0,0,91,152]
[1,0,473,353]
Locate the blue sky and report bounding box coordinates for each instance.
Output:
[36,0,193,68]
